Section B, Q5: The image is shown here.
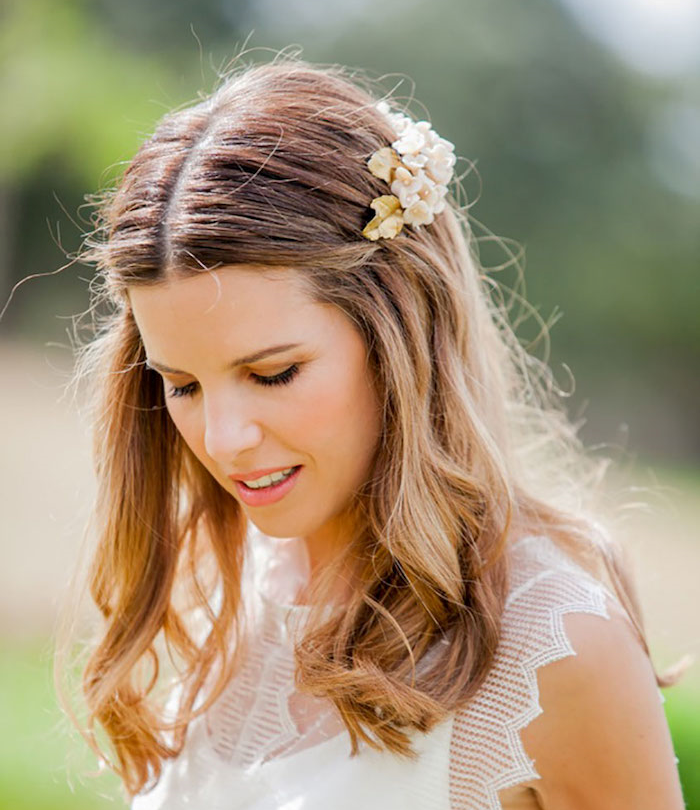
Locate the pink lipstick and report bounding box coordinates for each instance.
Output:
[230,465,303,507]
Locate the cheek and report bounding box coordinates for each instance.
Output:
[303,362,381,464]
[167,403,208,463]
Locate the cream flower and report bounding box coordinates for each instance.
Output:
[362,195,404,241]
[367,147,400,183]
[362,100,456,240]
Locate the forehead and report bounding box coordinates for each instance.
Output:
[128,266,332,362]
[129,266,314,330]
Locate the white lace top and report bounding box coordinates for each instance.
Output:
[132,527,654,810]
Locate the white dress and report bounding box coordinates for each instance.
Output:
[132,526,670,810]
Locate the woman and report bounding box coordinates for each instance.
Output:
[56,54,688,809]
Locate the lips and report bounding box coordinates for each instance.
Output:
[228,465,298,483]
[232,465,303,507]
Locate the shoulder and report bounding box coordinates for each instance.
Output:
[448,535,684,810]
[519,591,685,810]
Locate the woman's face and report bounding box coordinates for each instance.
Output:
[129,266,382,568]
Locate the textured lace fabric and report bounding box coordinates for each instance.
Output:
[132,528,652,810]
[204,532,349,767]
[448,534,631,809]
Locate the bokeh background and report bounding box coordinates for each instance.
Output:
[1,0,699,807]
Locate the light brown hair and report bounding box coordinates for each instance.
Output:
[55,52,687,799]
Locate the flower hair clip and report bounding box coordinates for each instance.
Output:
[361,100,456,241]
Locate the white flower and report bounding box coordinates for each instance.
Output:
[393,125,427,155]
[401,152,429,172]
[413,120,434,141]
[432,185,449,214]
[403,199,434,226]
[388,112,411,137]
[423,142,456,185]
[415,174,441,210]
[367,100,456,237]
[435,135,455,152]
[391,165,426,208]
[425,162,453,186]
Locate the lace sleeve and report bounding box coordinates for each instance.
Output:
[448,535,632,810]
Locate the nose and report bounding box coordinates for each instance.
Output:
[202,391,264,466]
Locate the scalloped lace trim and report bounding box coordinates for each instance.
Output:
[448,534,617,810]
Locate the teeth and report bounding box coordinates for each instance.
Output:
[243,466,296,489]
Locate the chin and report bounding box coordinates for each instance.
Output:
[243,511,315,541]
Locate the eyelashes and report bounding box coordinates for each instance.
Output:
[253,363,300,388]
[166,363,301,399]
[167,381,198,399]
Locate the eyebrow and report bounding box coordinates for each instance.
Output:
[145,343,303,375]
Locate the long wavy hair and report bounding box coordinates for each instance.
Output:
[54,52,687,799]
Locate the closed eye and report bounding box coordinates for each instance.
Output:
[167,381,199,399]
[165,364,301,399]
[252,363,300,388]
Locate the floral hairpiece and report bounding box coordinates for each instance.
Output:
[361,100,456,241]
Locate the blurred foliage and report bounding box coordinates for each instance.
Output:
[1,0,175,185]
[1,0,698,457]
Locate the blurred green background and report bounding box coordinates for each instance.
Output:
[1,0,698,806]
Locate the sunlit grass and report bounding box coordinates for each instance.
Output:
[0,638,125,810]
[664,683,700,809]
